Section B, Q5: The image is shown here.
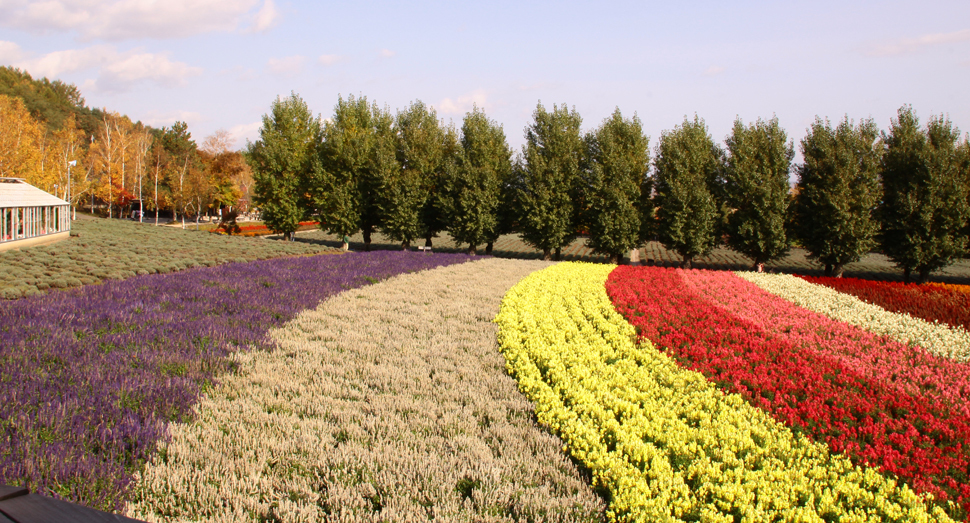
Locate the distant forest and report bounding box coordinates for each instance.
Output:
[0,66,252,224]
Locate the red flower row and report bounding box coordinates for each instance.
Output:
[215,221,319,235]
[800,275,970,331]
[606,266,970,520]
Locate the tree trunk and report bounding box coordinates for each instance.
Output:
[425,237,433,248]
[468,244,477,255]
[402,240,410,251]
[542,248,552,261]
[903,267,912,284]
[554,247,562,261]
[682,254,693,270]
[832,263,845,278]
[918,266,931,284]
[755,262,765,273]
[824,264,833,277]
[485,242,494,255]
[362,228,372,252]
[609,253,620,265]
[629,248,640,265]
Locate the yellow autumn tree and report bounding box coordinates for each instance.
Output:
[30,113,88,205]
[0,94,43,180]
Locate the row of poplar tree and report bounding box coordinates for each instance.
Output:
[249,93,970,283]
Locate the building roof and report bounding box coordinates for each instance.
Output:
[0,178,69,207]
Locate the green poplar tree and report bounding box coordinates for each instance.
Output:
[247,93,321,241]
[723,116,794,271]
[315,95,384,250]
[438,106,513,255]
[518,102,584,261]
[879,106,970,283]
[584,108,650,264]
[961,140,970,246]
[791,116,882,277]
[384,100,444,249]
[653,115,723,269]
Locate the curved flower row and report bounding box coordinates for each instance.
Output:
[683,270,970,419]
[0,251,476,513]
[737,272,970,362]
[608,266,970,520]
[495,262,949,522]
[128,259,605,522]
[798,275,970,331]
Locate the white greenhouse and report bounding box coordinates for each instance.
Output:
[0,178,71,253]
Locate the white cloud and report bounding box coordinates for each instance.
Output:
[435,89,488,116]
[22,45,116,78]
[96,52,202,92]
[0,0,275,40]
[865,28,970,56]
[0,41,25,63]
[379,48,396,58]
[267,55,306,75]
[12,45,201,92]
[229,121,262,149]
[703,65,726,76]
[250,0,279,33]
[318,54,342,66]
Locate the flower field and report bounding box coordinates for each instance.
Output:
[0,251,474,513]
[5,248,970,522]
[127,258,604,522]
[736,272,970,361]
[796,275,970,332]
[606,266,970,520]
[496,263,951,522]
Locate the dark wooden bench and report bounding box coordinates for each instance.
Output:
[0,486,146,523]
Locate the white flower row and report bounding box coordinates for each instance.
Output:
[736,272,970,361]
[127,258,605,523]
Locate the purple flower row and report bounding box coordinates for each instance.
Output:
[0,251,478,513]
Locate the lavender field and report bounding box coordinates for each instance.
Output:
[0,251,477,513]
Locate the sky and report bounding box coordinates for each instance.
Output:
[0,0,968,158]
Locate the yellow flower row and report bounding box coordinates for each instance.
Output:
[494,262,953,523]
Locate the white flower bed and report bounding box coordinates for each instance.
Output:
[128,258,605,523]
[737,272,970,361]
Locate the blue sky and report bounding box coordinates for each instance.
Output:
[1,0,967,156]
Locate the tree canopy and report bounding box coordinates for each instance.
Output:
[879,106,970,282]
[584,108,650,264]
[247,93,321,240]
[723,116,794,271]
[791,116,882,277]
[438,106,513,254]
[518,102,585,260]
[653,115,724,268]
